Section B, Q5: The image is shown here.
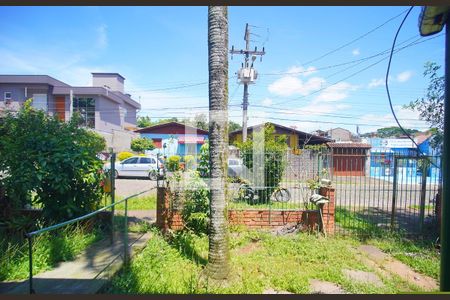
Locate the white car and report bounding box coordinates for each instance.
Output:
[104,156,163,180]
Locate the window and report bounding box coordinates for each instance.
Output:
[139,157,155,164]
[32,94,48,111]
[73,97,95,128]
[122,157,138,164]
[4,92,12,101]
[185,143,197,154]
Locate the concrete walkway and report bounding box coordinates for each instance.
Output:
[0,231,151,294]
[357,245,438,291]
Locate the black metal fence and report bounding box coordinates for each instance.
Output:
[224,148,441,237]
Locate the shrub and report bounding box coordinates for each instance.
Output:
[131,137,155,153]
[197,142,209,177]
[118,151,134,161]
[0,101,106,223]
[237,123,288,203]
[181,171,210,234]
[183,155,195,170]
[167,155,181,171]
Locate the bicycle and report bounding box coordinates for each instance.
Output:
[235,183,291,203]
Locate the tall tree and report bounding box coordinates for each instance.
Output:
[137,116,152,128]
[405,62,444,148]
[194,113,208,131]
[206,6,230,280]
[228,120,242,133]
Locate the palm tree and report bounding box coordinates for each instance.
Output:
[206,6,230,280]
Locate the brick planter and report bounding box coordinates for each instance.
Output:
[156,186,336,234]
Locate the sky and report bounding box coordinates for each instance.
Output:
[0,6,446,134]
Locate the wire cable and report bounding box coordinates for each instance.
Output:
[385,6,439,168]
[302,8,410,66]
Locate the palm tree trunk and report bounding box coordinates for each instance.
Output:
[207,5,230,280]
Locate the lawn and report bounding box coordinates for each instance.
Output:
[0,224,104,281]
[335,206,440,280]
[106,227,422,294]
[114,194,156,211]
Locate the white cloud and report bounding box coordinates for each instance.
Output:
[358,105,429,132]
[96,24,108,49]
[352,48,360,56]
[286,65,317,77]
[396,71,413,83]
[368,78,384,88]
[261,98,273,106]
[268,76,324,97]
[314,82,357,102]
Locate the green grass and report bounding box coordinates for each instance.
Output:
[409,204,434,211]
[0,224,104,281]
[113,215,153,234]
[106,228,420,294]
[335,206,440,280]
[114,195,156,211]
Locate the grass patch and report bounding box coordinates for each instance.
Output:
[368,237,440,280]
[409,204,434,211]
[335,206,440,280]
[114,195,156,211]
[106,228,420,294]
[113,215,153,234]
[0,224,104,281]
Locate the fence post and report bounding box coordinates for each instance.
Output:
[27,236,35,294]
[419,159,429,233]
[124,198,129,265]
[110,151,116,244]
[391,157,398,230]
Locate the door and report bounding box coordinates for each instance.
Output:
[32,94,48,111]
[55,96,65,121]
[136,157,156,177]
[119,157,139,176]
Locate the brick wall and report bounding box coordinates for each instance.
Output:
[156,186,335,234]
[156,187,184,231]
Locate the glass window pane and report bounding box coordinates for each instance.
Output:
[123,157,138,164]
[140,157,151,164]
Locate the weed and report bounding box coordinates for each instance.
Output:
[0,224,103,281]
[106,228,423,294]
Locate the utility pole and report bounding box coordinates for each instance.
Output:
[230,23,265,142]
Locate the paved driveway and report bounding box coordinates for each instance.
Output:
[114,178,158,197]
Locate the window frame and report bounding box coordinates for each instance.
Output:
[122,157,138,164]
[4,92,12,101]
[73,96,95,128]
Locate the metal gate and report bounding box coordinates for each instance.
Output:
[391,156,441,235]
[333,150,441,237]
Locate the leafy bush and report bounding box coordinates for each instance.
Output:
[183,155,195,170]
[0,223,103,281]
[197,142,209,177]
[118,151,134,161]
[237,123,288,203]
[167,155,181,172]
[181,171,210,234]
[0,100,106,222]
[131,137,155,153]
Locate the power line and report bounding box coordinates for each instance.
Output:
[269,34,443,107]
[301,8,410,66]
[260,34,421,77]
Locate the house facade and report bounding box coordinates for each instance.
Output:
[229,122,331,151]
[327,142,372,177]
[0,73,141,152]
[327,127,353,142]
[135,122,208,157]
